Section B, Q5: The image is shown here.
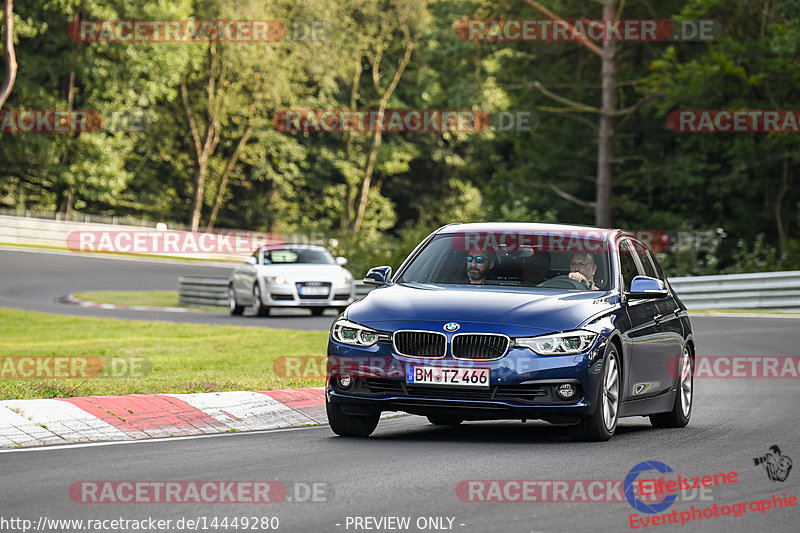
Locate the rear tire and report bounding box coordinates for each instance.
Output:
[650,346,693,428]
[326,400,380,437]
[427,415,464,426]
[229,287,244,316]
[252,285,269,317]
[569,343,620,442]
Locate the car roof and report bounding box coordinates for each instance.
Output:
[257,244,328,252]
[436,222,625,241]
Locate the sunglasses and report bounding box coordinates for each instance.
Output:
[467,255,488,264]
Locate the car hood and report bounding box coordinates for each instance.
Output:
[345,283,617,335]
[257,264,351,282]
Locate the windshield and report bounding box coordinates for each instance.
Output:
[397,232,613,291]
[263,247,335,265]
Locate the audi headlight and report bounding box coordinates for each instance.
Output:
[515,330,597,355]
[332,319,379,347]
[267,275,286,285]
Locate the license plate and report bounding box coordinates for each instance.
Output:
[299,286,328,296]
[406,366,490,388]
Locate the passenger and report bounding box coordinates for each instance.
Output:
[466,250,496,285]
[568,252,599,290]
[522,252,551,285]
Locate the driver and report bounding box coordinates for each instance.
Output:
[466,250,496,284]
[568,252,599,290]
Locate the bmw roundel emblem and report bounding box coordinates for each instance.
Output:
[444,322,460,332]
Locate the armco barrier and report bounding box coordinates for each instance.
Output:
[178,278,374,308]
[178,277,230,307]
[668,270,800,311]
[180,273,800,312]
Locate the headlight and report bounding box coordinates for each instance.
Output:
[267,276,286,285]
[515,330,597,355]
[338,273,353,285]
[331,319,379,347]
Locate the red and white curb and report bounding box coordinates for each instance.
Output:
[60,293,204,313]
[0,388,332,448]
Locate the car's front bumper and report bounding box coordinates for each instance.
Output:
[326,336,609,422]
[263,281,354,307]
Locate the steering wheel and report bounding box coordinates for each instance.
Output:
[537,275,590,290]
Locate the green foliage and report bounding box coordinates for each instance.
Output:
[2,0,800,277]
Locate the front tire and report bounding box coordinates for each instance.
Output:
[251,285,269,317]
[650,346,693,428]
[326,400,380,437]
[229,287,244,315]
[569,343,620,442]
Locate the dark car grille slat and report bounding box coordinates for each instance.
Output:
[393,331,446,358]
[452,334,509,360]
[363,379,546,403]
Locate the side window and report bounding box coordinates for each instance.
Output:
[632,242,657,279]
[619,240,641,292]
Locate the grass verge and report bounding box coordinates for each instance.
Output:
[73,290,224,311]
[0,307,328,400]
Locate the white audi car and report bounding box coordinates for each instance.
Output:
[228,244,355,316]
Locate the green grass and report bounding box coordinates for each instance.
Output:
[0,307,328,400]
[73,290,225,311]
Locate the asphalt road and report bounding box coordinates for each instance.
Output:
[0,248,337,330]
[1,316,799,531]
[1,247,799,531]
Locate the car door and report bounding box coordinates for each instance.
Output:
[234,251,260,303]
[636,246,686,383]
[619,238,675,400]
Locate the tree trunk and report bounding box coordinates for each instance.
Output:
[206,120,254,232]
[0,0,16,110]
[182,73,221,232]
[595,0,616,227]
[775,158,791,258]
[351,40,414,233]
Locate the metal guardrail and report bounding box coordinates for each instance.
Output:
[178,277,375,308]
[179,271,800,312]
[669,270,800,311]
[178,277,229,307]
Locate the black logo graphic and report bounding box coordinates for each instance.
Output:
[753,445,792,482]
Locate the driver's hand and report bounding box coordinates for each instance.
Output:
[568,272,587,284]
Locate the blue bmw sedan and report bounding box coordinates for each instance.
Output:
[326,223,695,441]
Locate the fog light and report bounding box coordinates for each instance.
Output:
[339,375,352,388]
[556,383,577,400]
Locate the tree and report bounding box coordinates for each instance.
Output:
[0,0,16,110]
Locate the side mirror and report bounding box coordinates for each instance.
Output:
[245,256,257,265]
[628,276,668,299]
[335,256,348,266]
[363,266,392,286]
